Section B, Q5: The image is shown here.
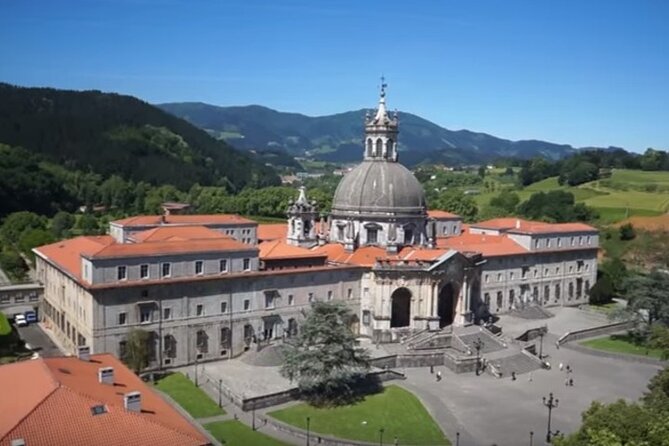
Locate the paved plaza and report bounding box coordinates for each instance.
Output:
[188,307,664,446]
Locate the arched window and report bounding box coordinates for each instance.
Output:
[164,334,177,359]
[366,138,373,157]
[387,138,394,156]
[196,330,209,354]
[375,138,383,157]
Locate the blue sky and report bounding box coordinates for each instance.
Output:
[1,0,667,152]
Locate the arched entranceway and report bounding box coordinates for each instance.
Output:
[437,283,457,328]
[390,288,411,328]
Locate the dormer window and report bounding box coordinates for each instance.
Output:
[161,262,171,278]
[219,259,228,273]
[140,264,149,279]
[404,228,413,245]
[195,260,204,275]
[367,228,378,244]
[117,266,127,281]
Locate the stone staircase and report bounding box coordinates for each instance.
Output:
[457,331,506,355]
[509,304,554,320]
[486,351,543,377]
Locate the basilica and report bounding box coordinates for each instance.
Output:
[34,87,599,368]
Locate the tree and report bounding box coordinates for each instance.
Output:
[433,192,478,222]
[281,301,374,406]
[619,223,636,241]
[614,270,669,330]
[122,329,152,373]
[600,258,628,293]
[18,229,55,261]
[76,214,100,235]
[478,166,486,178]
[0,211,47,243]
[589,274,614,306]
[489,191,520,214]
[517,190,597,223]
[648,325,669,360]
[51,211,75,238]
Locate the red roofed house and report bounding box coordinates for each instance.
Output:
[0,353,211,446]
[33,85,598,365]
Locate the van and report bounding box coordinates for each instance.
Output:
[24,311,37,324]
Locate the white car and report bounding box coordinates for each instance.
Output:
[14,314,27,327]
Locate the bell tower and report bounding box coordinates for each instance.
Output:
[363,77,399,162]
[287,187,318,247]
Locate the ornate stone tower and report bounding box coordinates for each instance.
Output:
[329,81,428,250]
[287,186,318,247]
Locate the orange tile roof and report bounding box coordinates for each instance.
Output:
[428,210,461,219]
[259,240,326,260]
[472,218,597,234]
[437,232,529,257]
[132,225,229,242]
[33,236,115,281]
[0,355,210,446]
[257,223,287,241]
[112,214,255,226]
[89,238,256,260]
[312,244,388,267]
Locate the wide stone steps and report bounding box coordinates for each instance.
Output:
[487,352,542,377]
[457,332,505,355]
[509,305,554,320]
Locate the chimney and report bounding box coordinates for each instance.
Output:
[98,366,114,385]
[77,346,90,361]
[124,391,141,412]
[515,219,521,229]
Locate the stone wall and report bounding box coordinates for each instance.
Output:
[557,321,636,345]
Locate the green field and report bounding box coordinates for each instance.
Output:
[580,334,665,359]
[609,169,669,187]
[592,207,663,224]
[205,420,291,446]
[154,372,225,418]
[0,312,11,336]
[269,385,449,445]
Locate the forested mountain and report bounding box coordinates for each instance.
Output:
[0,83,279,191]
[158,102,613,166]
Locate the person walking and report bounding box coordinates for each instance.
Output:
[436,371,442,382]
[559,362,564,371]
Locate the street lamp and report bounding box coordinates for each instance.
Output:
[218,378,223,408]
[530,431,534,446]
[306,416,311,446]
[194,356,199,387]
[252,401,256,431]
[379,427,384,446]
[538,331,545,359]
[473,337,485,376]
[456,432,460,446]
[542,392,560,443]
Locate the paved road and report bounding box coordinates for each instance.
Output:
[17,324,63,357]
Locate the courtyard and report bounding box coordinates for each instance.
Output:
[185,307,663,446]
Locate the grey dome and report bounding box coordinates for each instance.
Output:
[332,161,427,218]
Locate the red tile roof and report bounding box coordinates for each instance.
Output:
[33,236,115,281]
[112,214,255,227]
[259,240,326,260]
[472,218,597,234]
[132,225,230,242]
[0,355,210,446]
[88,238,256,260]
[257,223,287,242]
[428,210,461,219]
[437,232,528,257]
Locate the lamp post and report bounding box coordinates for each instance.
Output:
[538,331,545,359]
[530,431,534,446]
[456,432,460,446]
[306,416,311,446]
[542,392,559,443]
[218,378,223,408]
[194,356,199,387]
[473,337,485,376]
[379,427,384,446]
[252,401,256,431]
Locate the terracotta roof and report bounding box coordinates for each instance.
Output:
[88,238,256,260]
[313,244,387,267]
[257,223,287,242]
[437,232,529,257]
[428,210,461,219]
[132,225,229,242]
[0,355,210,446]
[259,240,326,260]
[472,218,597,234]
[33,236,115,281]
[112,214,255,227]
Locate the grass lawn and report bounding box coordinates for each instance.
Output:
[580,334,666,359]
[269,385,449,445]
[610,169,669,187]
[0,312,11,336]
[205,420,291,446]
[594,207,663,224]
[584,190,669,213]
[154,372,225,418]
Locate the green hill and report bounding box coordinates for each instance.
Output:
[0,83,279,191]
[158,102,605,166]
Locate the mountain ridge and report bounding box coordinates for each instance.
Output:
[158,101,617,166]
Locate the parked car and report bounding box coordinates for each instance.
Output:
[24,311,37,324]
[14,314,27,327]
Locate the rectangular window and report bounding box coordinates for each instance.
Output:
[367,228,378,244]
[547,239,552,248]
[327,290,333,301]
[510,272,515,280]
[140,264,149,279]
[243,258,250,271]
[196,304,204,316]
[522,266,529,279]
[347,288,353,299]
[117,266,127,281]
[288,294,294,305]
[161,262,171,278]
[163,307,171,320]
[579,236,584,245]
[485,274,490,283]
[221,301,228,313]
[243,299,250,311]
[587,235,592,245]
[265,293,275,309]
[337,226,344,240]
[558,238,563,247]
[140,308,152,323]
[195,260,204,275]
[118,312,127,325]
[497,273,502,282]
[219,259,228,273]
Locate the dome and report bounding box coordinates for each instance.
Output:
[331,161,427,218]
